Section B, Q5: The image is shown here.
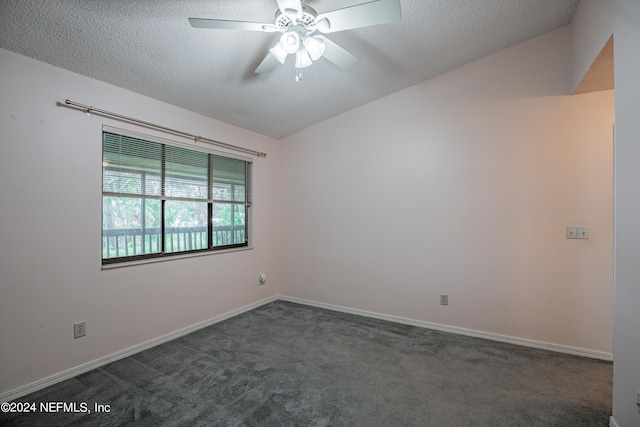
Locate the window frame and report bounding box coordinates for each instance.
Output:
[101,126,252,266]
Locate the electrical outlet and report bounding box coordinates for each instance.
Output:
[74,321,86,339]
[440,294,449,306]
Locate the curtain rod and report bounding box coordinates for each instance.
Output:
[63,99,267,158]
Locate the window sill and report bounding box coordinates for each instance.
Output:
[101,246,253,270]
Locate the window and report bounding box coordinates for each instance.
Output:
[102,129,251,264]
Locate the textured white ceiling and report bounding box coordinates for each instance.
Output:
[0,0,580,139]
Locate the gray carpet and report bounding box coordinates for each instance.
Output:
[1,301,612,426]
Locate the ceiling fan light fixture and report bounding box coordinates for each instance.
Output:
[295,48,313,68]
[269,43,288,64]
[303,36,326,61]
[280,31,300,54]
[189,0,402,80]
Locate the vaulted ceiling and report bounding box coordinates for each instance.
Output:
[0,0,580,139]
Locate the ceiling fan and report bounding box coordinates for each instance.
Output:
[189,0,402,82]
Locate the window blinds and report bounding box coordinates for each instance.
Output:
[102,132,250,204]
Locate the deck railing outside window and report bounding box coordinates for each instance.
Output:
[102,226,246,258]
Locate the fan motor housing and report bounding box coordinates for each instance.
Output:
[275,5,318,30]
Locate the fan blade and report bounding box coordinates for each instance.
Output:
[315,0,401,33]
[255,52,281,73]
[275,0,303,16]
[316,36,360,70]
[189,18,273,32]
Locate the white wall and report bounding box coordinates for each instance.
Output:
[2,5,634,420]
[0,48,279,396]
[279,26,614,356]
[573,1,640,426]
[571,0,616,92]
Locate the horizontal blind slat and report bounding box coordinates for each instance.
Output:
[212,155,247,202]
[102,132,162,196]
[164,145,209,200]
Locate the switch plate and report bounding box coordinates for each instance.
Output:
[440,294,449,306]
[566,226,589,239]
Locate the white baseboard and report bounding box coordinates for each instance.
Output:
[1,294,613,404]
[0,296,277,403]
[278,295,614,362]
[609,415,618,427]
